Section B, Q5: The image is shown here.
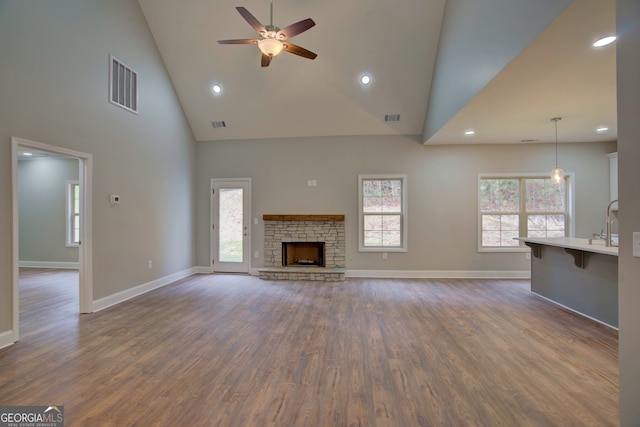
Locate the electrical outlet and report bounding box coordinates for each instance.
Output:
[633,232,640,258]
[382,252,388,260]
[254,251,259,258]
[254,217,258,225]
[525,252,531,260]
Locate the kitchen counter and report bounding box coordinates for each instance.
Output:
[517,237,618,328]
[517,237,618,256]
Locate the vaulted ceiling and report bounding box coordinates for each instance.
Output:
[137,0,616,145]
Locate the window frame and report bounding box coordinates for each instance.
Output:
[477,172,575,252]
[358,174,408,252]
[66,180,80,247]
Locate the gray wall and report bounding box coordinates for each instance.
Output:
[423,0,572,142]
[0,0,197,337]
[196,136,615,272]
[18,157,79,264]
[617,0,640,424]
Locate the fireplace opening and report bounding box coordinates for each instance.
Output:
[282,242,325,267]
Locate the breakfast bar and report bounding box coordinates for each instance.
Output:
[517,237,618,328]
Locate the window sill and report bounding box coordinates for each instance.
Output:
[359,247,407,253]
[478,247,529,253]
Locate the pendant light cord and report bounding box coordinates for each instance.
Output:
[555,119,558,168]
[552,117,561,168]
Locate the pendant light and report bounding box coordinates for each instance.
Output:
[550,117,565,183]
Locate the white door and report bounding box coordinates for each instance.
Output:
[211,179,251,273]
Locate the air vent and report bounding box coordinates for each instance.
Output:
[109,55,138,114]
[384,114,400,122]
[211,121,227,129]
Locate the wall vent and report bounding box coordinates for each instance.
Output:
[109,55,138,114]
[211,121,227,128]
[384,114,400,122]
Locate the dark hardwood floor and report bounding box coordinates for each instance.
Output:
[0,269,618,426]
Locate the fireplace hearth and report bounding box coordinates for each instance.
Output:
[283,242,325,267]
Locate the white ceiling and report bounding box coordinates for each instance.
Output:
[137,0,617,145]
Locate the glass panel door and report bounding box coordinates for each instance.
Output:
[211,179,250,273]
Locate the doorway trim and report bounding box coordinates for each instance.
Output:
[11,137,93,343]
[210,178,252,274]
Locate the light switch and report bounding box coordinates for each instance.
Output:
[633,232,640,258]
[253,217,258,225]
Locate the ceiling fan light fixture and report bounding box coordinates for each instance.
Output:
[258,38,284,57]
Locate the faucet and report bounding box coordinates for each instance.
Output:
[606,199,618,247]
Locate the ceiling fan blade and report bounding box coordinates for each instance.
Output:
[277,18,316,40]
[283,43,317,60]
[261,54,272,67]
[236,7,266,35]
[217,38,258,45]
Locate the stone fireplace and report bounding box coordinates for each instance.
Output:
[258,215,345,281]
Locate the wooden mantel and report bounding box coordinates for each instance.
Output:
[263,214,345,221]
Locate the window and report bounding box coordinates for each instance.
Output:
[66,180,80,247]
[358,174,407,252]
[479,174,572,251]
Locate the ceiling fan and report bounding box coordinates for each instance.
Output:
[217,1,317,67]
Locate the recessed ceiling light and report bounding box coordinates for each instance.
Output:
[464,129,475,136]
[596,126,609,133]
[593,35,616,47]
[211,84,222,94]
[360,75,371,85]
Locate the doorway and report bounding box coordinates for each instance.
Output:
[11,137,93,343]
[210,178,251,273]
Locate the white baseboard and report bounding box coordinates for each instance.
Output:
[248,267,530,279]
[194,267,531,280]
[195,266,260,276]
[19,261,79,269]
[345,269,531,279]
[0,330,15,350]
[92,267,197,312]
